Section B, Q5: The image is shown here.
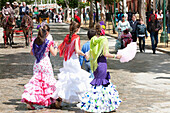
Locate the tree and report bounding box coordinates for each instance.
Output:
[89,0,94,28]
[57,0,78,22]
[78,1,89,24]
[138,0,146,24]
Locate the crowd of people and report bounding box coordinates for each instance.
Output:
[0,1,63,25]
[116,10,170,54]
[1,2,29,20]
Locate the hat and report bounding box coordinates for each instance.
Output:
[12,2,18,6]
[6,2,10,5]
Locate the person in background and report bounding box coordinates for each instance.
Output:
[12,1,19,19]
[166,10,170,35]
[157,10,163,27]
[79,29,96,78]
[130,15,138,42]
[29,9,33,18]
[58,13,62,23]
[119,29,132,48]
[20,2,29,19]
[149,10,157,22]
[136,18,148,53]
[147,15,161,54]
[116,14,132,38]
[2,2,14,18]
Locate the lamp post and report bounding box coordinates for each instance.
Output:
[114,0,116,27]
[160,0,168,45]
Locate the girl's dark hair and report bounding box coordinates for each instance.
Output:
[34,28,47,45]
[69,21,80,42]
[123,29,129,34]
[43,24,50,32]
[87,29,96,40]
[96,23,102,36]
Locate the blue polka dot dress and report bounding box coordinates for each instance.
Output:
[77,56,122,112]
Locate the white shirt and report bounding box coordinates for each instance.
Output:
[22,7,26,12]
[47,34,53,41]
[157,14,163,19]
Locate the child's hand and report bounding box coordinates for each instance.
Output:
[116,54,122,59]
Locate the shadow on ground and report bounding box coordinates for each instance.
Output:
[0,52,34,79]
[2,99,27,111]
[107,52,170,74]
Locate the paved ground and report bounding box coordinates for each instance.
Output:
[0,23,170,113]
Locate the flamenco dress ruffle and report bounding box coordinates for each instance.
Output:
[51,52,92,103]
[77,56,122,112]
[21,41,57,107]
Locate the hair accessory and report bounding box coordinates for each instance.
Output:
[100,29,105,36]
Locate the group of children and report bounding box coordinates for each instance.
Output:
[21,17,122,112]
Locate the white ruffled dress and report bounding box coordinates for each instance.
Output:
[51,52,92,103]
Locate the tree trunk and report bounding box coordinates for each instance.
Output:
[95,0,99,23]
[100,0,105,21]
[71,9,74,18]
[153,0,156,10]
[89,0,94,28]
[81,8,84,24]
[138,0,146,24]
[147,0,151,12]
[65,0,70,22]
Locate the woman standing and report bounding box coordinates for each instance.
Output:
[116,14,132,38]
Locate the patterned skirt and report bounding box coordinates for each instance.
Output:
[77,83,122,112]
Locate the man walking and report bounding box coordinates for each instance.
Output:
[130,15,138,42]
[147,15,162,54]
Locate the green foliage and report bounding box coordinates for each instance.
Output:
[69,0,78,8]
[104,0,122,5]
[78,2,90,9]
[57,0,78,8]
[57,0,66,8]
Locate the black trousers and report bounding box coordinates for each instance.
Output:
[131,33,137,42]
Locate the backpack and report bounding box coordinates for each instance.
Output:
[138,25,146,34]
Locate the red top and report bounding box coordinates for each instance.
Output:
[149,14,157,22]
[58,34,80,61]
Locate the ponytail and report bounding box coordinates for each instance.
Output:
[69,21,80,42]
[34,28,47,45]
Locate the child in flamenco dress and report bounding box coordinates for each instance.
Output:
[77,22,122,113]
[21,28,58,109]
[51,18,92,105]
